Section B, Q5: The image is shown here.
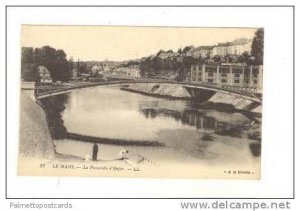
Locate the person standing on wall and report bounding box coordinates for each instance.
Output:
[92,142,99,161]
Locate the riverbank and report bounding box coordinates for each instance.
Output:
[18,91,164,176]
[19,87,260,179]
[19,91,56,158]
[67,132,164,146]
[123,83,262,114]
[121,83,191,99]
[51,131,260,179]
[19,91,146,175]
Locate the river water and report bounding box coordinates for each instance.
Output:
[53,85,261,169]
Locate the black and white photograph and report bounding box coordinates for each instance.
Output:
[18,25,263,179]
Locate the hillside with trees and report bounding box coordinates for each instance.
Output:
[137,29,264,78]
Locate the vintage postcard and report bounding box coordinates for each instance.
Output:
[19,25,263,179]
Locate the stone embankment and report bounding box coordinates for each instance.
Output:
[19,91,56,158]
[122,83,191,99]
[207,92,253,110]
[123,83,261,113]
[251,105,262,114]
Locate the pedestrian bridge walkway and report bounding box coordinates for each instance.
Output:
[35,78,262,103]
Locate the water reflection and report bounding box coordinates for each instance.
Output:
[39,94,68,139]
[139,108,250,138]
[44,86,261,162]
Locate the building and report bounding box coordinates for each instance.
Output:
[90,64,112,76]
[102,64,110,73]
[38,66,52,84]
[184,38,252,59]
[71,68,78,78]
[211,38,253,57]
[187,64,263,91]
[91,65,101,76]
[186,46,214,58]
[112,65,141,78]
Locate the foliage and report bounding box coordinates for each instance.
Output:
[212,55,222,64]
[77,62,87,75]
[182,46,193,54]
[140,52,184,77]
[21,46,73,82]
[21,47,37,81]
[119,60,140,68]
[182,56,197,68]
[251,28,264,65]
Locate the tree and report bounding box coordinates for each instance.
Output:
[182,56,197,68]
[238,52,250,64]
[124,60,139,67]
[32,46,72,81]
[212,55,222,64]
[182,46,193,54]
[21,46,73,82]
[156,50,165,56]
[21,47,37,81]
[223,54,233,63]
[251,28,264,65]
[78,62,87,75]
[68,57,74,70]
[21,47,35,64]
[21,63,38,82]
[197,55,205,64]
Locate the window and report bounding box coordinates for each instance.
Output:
[252,68,259,74]
[208,79,214,83]
[232,68,242,73]
[221,79,227,83]
[208,72,213,77]
[197,72,202,77]
[205,67,216,72]
[244,68,250,74]
[221,73,227,77]
[220,68,230,73]
[234,80,240,83]
[253,80,257,84]
[234,74,240,77]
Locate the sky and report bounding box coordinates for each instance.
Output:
[21,25,257,61]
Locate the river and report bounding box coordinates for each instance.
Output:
[50,85,261,171]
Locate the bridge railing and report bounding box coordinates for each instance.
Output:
[181,81,262,99]
[35,78,262,100]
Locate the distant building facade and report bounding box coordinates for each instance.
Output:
[185,38,253,59]
[90,64,111,76]
[211,38,253,57]
[186,46,213,58]
[112,65,141,78]
[38,66,52,84]
[71,68,78,78]
[186,64,263,91]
